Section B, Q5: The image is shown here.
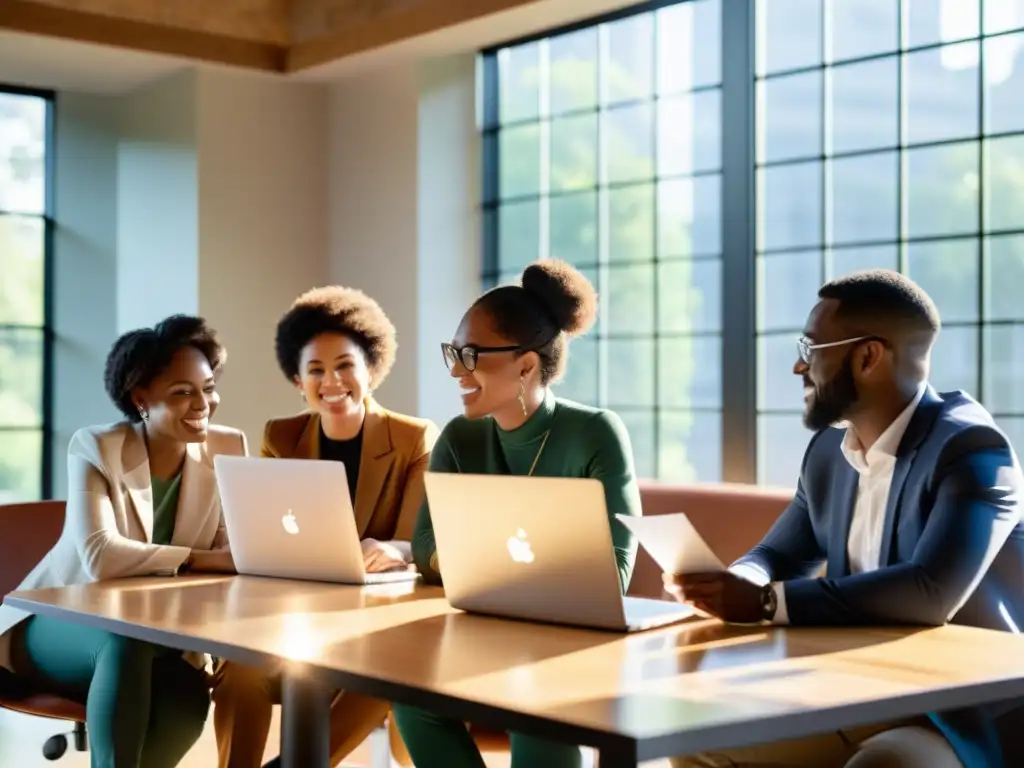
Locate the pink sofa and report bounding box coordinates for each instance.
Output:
[628,481,794,599]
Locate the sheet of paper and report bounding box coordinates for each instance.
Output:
[616,512,725,575]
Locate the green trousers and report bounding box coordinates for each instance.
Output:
[391,703,582,768]
[12,615,211,768]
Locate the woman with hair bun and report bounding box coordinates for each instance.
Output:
[0,314,247,768]
[391,259,642,768]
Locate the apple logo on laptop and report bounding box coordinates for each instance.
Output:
[281,509,300,535]
[506,528,535,564]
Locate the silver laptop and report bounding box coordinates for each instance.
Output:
[213,455,419,585]
[423,472,695,632]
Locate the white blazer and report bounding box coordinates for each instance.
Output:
[0,421,248,672]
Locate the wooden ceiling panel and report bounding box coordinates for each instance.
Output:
[290,0,435,41]
[0,0,540,73]
[26,0,292,43]
[287,0,536,70]
[0,0,285,70]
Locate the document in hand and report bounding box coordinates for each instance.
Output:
[616,512,725,575]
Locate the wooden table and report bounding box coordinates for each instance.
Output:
[7,575,1024,768]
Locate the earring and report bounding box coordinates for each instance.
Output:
[518,376,527,417]
[137,405,149,423]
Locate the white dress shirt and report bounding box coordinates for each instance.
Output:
[765,382,928,623]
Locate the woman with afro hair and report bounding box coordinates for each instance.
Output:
[0,314,248,767]
[212,285,437,768]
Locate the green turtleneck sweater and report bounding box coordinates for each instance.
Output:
[412,390,641,591]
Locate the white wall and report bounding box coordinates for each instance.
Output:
[197,70,330,447]
[50,71,331,492]
[116,71,201,331]
[51,91,121,484]
[328,63,420,414]
[416,55,481,427]
[48,55,481,495]
[327,54,480,429]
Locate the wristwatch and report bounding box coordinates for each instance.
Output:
[759,583,778,622]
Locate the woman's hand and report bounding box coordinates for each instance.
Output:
[187,547,236,574]
[360,538,407,573]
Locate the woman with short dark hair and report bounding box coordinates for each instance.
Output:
[391,259,642,768]
[213,285,437,768]
[0,314,248,768]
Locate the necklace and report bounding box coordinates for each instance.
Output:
[429,428,551,576]
[527,430,551,476]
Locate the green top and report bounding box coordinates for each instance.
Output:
[412,389,641,591]
[151,473,182,546]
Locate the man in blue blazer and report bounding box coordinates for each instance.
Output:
[667,270,1024,768]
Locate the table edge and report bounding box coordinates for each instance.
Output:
[3,594,637,751]
[9,593,1024,760]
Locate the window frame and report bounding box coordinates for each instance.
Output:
[481,0,1024,485]
[0,83,56,501]
[479,0,753,483]
[751,1,1024,484]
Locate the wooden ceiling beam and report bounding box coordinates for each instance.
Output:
[0,0,543,74]
[285,0,537,71]
[23,0,291,44]
[0,0,286,71]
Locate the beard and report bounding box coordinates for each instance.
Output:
[803,353,860,431]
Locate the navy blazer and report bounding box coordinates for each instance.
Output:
[734,386,1024,767]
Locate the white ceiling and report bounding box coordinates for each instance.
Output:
[0,0,636,94]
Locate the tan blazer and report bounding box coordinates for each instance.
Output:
[261,398,438,542]
[0,421,248,672]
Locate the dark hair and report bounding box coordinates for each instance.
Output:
[104,315,225,422]
[819,269,941,341]
[473,259,598,385]
[275,286,397,389]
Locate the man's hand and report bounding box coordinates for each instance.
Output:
[361,538,407,573]
[663,571,768,624]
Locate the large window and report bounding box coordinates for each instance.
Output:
[0,88,52,502]
[755,0,1024,484]
[483,0,1024,486]
[481,0,724,481]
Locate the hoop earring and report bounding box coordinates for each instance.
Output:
[518,376,527,417]
[137,405,149,423]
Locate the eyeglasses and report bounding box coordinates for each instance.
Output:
[797,335,883,365]
[441,342,521,372]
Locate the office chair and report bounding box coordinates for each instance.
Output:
[0,500,87,761]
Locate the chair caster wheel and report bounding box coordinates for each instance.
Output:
[43,733,68,760]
